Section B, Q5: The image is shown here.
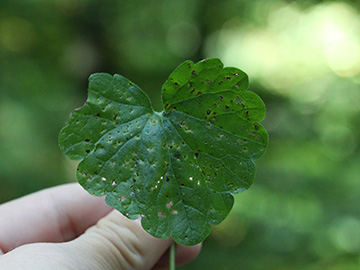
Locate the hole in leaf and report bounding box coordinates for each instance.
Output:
[166,201,173,209]
[235,96,243,104]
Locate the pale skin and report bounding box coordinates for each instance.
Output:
[0,184,201,270]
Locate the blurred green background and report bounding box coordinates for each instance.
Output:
[1,0,360,269]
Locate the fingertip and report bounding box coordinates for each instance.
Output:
[175,243,202,266]
[70,211,173,270]
[151,242,202,269]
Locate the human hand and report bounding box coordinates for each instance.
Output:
[0,183,201,270]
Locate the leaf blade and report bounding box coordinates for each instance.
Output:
[59,58,268,246]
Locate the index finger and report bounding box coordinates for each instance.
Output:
[0,183,112,253]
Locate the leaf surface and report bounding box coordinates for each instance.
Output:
[59,59,268,245]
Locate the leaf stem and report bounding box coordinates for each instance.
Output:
[169,242,176,270]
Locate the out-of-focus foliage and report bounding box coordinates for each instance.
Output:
[1,0,359,269]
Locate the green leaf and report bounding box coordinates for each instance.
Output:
[59,58,268,246]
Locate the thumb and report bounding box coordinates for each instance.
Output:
[0,211,173,270]
[67,210,172,270]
